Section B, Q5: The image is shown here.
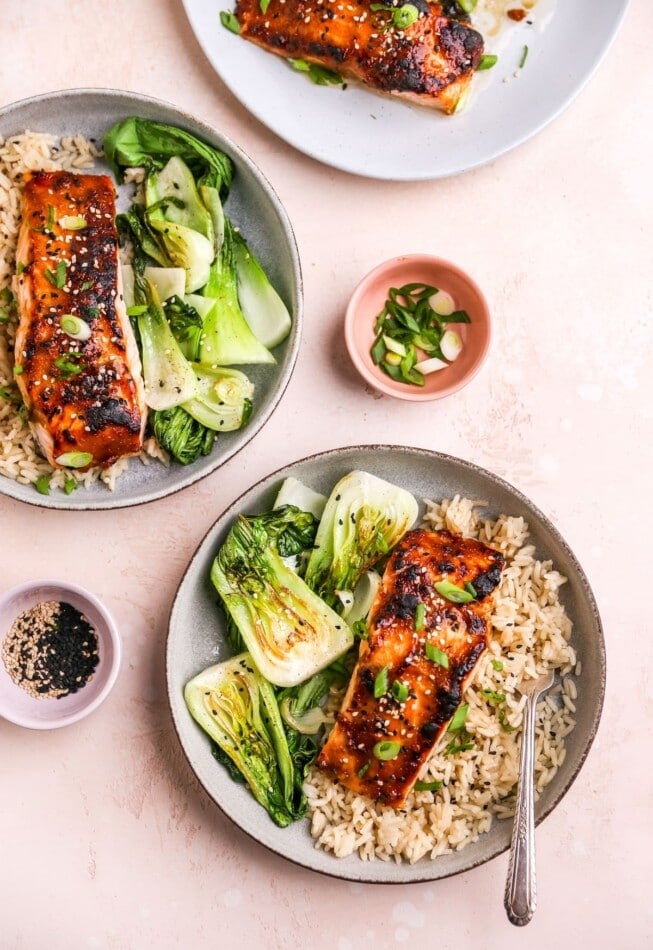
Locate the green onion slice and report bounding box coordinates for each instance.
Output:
[414,780,443,792]
[414,601,425,631]
[373,740,401,761]
[220,10,240,32]
[425,642,449,668]
[357,761,371,778]
[374,665,389,698]
[35,475,51,495]
[480,689,506,706]
[491,659,504,672]
[447,704,469,733]
[55,451,93,469]
[477,53,498,71]
[435,580,475,604]
[58,215,87,230]
[60,314,91,341]
[63,475,78,495]
[391,680,409,702]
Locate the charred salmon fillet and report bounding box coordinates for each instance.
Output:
[14,171,146,471]
[233,0,484,114]
[317,528,505,806]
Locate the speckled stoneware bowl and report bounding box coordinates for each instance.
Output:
[0,579,121,729]
[166,444,606,884]
[0,88,302,510]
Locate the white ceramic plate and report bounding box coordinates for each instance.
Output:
[166,445,605,883]
[182,0,630,180]
[0,88,302,509]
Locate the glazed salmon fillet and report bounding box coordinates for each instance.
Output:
[317,528,505,806]
[233,0,484,114]
[14,171,146,471]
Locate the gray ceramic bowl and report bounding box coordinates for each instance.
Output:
[167,444,605,884]
[0,88,302,509]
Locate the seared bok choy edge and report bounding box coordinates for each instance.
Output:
[210,507,353,687]
[106,117,294,463]
[184,655,313,827]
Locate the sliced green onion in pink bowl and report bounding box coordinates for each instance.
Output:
[344,254,492,401]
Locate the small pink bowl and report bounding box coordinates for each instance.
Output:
[0,580,121,729]
[345,255,491,401]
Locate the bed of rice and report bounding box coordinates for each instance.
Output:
[304,496,578,864]
[0,131,165,494]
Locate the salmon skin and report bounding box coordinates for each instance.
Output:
[317,528,505,807]
[14,171,146,471]
[233,0,484,114]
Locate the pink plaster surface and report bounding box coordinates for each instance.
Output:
[1,1,652,947]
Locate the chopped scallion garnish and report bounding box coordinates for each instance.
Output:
[58,215,87,230]
[63,475,78,495]
[480,689,506,706]
[477,53,498,71]
[435,580,475,604]
[220,10,240,33]
[391,679,409,702]
[519,45,529,68]
[425,642,449,668]
[55,451,93,469]
[414,780,443,792]
[60,314,91,341]
[45,259,68,289]
[373,665,389,698]
[35,475,51,495]
[414,601,425,631]
[447,704,469,733]
[373,740,401,761]
[491,659,504,672]
[357,760,371,778]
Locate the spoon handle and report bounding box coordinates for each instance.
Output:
[504,691,538,926]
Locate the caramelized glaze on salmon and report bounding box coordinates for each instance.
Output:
[317,528,505,806]
[14,171,146,471]
[233,0,484,114]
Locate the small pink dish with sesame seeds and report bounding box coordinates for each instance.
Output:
[0,579,121,729]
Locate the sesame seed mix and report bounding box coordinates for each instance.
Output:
[2,601,99,699]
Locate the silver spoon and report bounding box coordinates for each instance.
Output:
[504,668,555,927]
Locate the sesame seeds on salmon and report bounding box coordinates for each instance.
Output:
[233,0,484,114]
[317,528,505,807]
[14,171,146,471]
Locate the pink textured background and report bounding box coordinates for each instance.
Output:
[1,1,651,946]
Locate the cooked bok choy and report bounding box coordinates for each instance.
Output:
[184,655,309,827]
[199,219,276,366]
[104,117,233,197]
[233,230,292,349]
[183,365,254,432]
[304,470,418,607]
[106,117,293,467]
[277,665,346,735]
[136,277,198,410]
[151,405,215,465]
[211,510,353,687]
